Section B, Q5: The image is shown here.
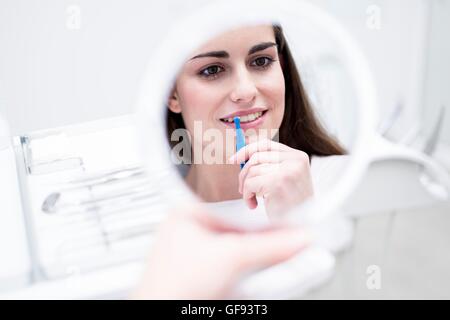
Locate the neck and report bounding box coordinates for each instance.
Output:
[185,163,242,202]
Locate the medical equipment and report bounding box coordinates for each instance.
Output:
[0,115,169,298]
[234,117,246,169]
[41,167,151,214]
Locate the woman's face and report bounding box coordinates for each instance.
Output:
[168,25,285,156]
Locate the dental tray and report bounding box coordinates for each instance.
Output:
[12,115,169,281]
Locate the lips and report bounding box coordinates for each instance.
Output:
[219,108,269,130]
[219,108,268,124]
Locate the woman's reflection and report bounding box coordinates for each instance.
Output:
[166,24,346,218]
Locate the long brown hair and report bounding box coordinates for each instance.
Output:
[167,25,346,158]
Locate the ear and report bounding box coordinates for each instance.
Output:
[168,89,182,114]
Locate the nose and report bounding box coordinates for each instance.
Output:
[229,67,257,105]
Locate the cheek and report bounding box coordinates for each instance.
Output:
[260,68,285,124]
[177,80,222,130]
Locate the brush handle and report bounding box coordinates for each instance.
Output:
[234,117,247,170]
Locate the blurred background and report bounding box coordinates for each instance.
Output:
[0,0,447,140]
[0,0,449,299]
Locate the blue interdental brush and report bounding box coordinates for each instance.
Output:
[234,116,246,169]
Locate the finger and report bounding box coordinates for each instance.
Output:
[241,175,268,209]
[234,227,312,272]
[238,152,292,193]
[228,139,292,165]
[245,196,258,210]
[238,163,274,194]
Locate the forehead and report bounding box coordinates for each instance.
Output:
[192,25,275,56]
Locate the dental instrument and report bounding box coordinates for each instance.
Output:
[234,117,246,169]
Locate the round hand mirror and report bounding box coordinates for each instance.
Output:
[135,0,378,298]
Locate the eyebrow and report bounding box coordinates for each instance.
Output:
[248,42,277,55]
[190,42,277,60]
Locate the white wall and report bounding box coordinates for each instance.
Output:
[311,0,429,139]
[422,0,450,144]
[0,0,433,136]
[0,0,172,134]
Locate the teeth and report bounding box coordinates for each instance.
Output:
[222,111,264,123]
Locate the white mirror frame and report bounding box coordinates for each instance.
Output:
[135,0,379,226]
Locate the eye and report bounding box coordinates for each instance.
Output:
[251,56,274,69]
[199,65,225,79]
